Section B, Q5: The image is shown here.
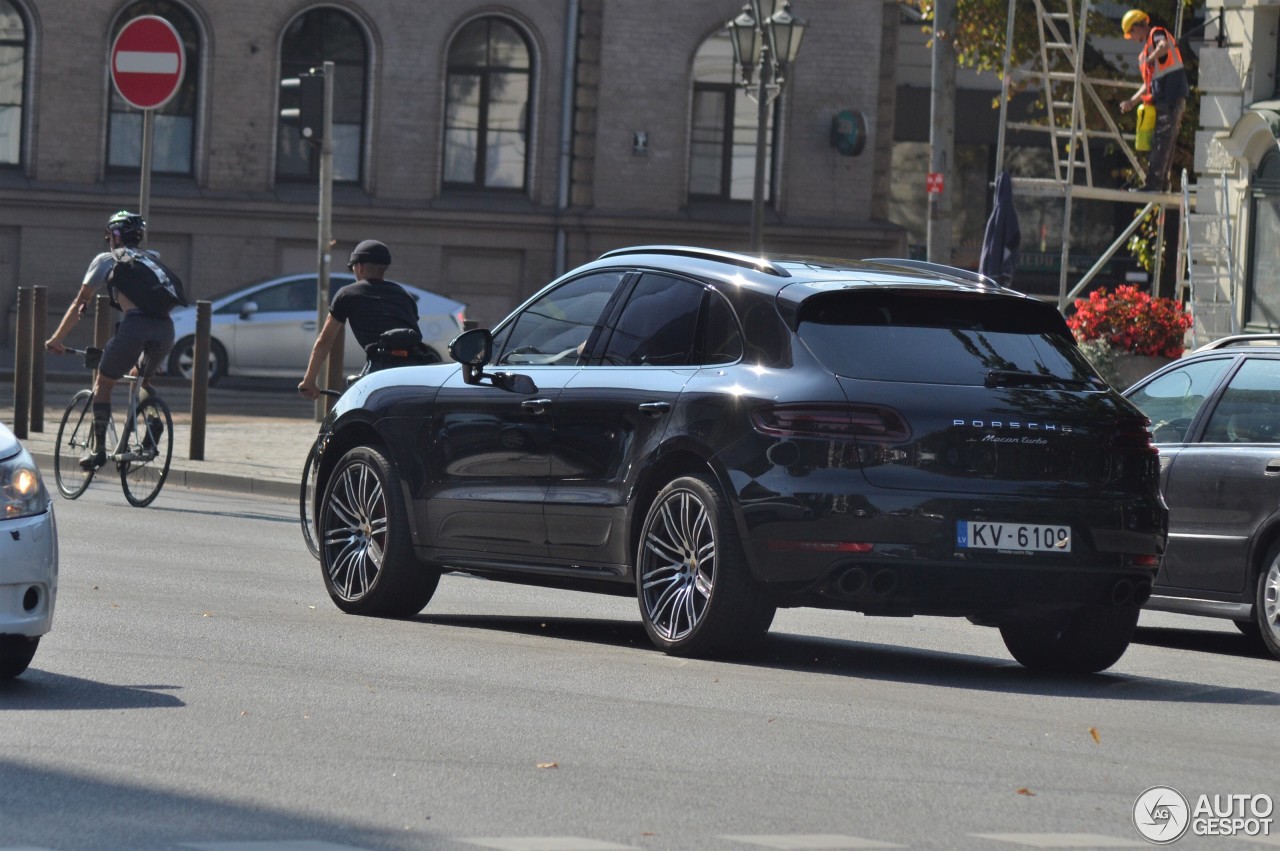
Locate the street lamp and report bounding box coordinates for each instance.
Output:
[726,0,807,254]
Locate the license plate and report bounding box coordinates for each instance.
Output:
[957,521,1071,553]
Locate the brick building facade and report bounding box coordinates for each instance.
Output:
[0,0,904,345]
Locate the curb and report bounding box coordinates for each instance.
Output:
[29,449,298,502]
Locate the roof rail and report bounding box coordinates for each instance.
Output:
[1193,333,1280,351]
[597,245,790,278]
[863,258,1002,289]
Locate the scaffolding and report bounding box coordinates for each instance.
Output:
[993,0,1184,309]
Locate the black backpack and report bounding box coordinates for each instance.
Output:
[107,248,188,318]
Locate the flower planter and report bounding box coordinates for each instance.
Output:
[1111,353,1173,390]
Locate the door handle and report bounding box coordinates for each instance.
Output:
[638,401,671,417]
[521,398,553,414]
[1266,459,1280,476]
[302,321,317,331]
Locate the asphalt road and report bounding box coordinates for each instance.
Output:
[2,487,1277,851]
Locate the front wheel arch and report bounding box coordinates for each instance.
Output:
[317,444,440,617]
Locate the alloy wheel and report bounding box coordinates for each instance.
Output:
[1264,559,1280,645]
[639,487,716,642]
[322,459,388,602]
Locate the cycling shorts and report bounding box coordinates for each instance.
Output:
[98,310,175,380]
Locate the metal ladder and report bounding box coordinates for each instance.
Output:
[1178,169,1238,348]
[1033,0,1092,185]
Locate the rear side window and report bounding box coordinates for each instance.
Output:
[1202,357,1280,443]
[795,290,1097,385]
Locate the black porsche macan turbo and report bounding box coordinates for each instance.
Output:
[308,246,1167,672]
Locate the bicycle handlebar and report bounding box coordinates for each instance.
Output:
[54,345,103,370]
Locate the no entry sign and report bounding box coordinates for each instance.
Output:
[111,15,185,110]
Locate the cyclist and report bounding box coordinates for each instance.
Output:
[297,239,423,400]
[46,211,177,469]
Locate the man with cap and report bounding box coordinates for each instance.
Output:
[297,239,420,400]
[1118,8,1190,193]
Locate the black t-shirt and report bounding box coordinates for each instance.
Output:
[329,278,419,350]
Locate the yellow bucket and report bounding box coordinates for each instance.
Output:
[1135,102,1156,152]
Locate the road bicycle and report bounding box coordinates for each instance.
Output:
[53,346,174,507]
[300,329,439,557]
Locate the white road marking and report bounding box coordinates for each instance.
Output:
[721,835,905,849]
[460,839,640,851]
[972,834,1145,848]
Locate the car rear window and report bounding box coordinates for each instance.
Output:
[795,289,1098,386]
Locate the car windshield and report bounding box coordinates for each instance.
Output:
[794,289,1101,386]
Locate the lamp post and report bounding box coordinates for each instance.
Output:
[726,0,806,254]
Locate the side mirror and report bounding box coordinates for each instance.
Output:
[450,327,492,384]
[240,300,259,320]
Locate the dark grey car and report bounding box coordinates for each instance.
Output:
[1124,334,1280,659]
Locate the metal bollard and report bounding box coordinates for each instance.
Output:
[31,286,46,432]
[320,329,344,422]
[12,287,31,438]
[189,300,210,461]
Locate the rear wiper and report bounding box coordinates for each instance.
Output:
[984,369,1100,389]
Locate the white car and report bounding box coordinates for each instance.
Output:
[0,422,57,679]
[166,272,467,384]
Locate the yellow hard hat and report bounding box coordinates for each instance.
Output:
[1122,9,1150,38]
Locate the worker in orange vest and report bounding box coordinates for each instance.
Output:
[1118,9,1190,193]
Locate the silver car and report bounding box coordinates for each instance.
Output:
[0,422,57,679]
[166,272,467,384]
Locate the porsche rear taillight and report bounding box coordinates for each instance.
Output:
[1112,418,1158,455]
[751,404,911,443]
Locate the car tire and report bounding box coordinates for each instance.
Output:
[168,336,227,386]
[1253,545,1280,660]
[636,473,775,658]
[318,445,440,618]
[0,635,38,679]
[999,603,1140,673]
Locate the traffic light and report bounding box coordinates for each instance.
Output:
[280,68,324,144]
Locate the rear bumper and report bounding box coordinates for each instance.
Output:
[739,490,1165,615]
[786,560,1158,617]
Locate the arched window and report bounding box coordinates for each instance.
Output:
[443,17,531,191]
[0,1,27,167]
[107,1,199,176]
[277,7,367,184]
[689,29,775,202]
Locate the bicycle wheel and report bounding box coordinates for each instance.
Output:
[300,441,321,559]
[120,396,173,507]
[53,390,96,499]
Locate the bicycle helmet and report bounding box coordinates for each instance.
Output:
[106,210,146,246]
[348,239,392,267]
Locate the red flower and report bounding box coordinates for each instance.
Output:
[1067,285,1193,358]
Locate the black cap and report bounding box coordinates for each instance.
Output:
[348,239,392,266]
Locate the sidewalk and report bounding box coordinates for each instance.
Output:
[2,375,322,501]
